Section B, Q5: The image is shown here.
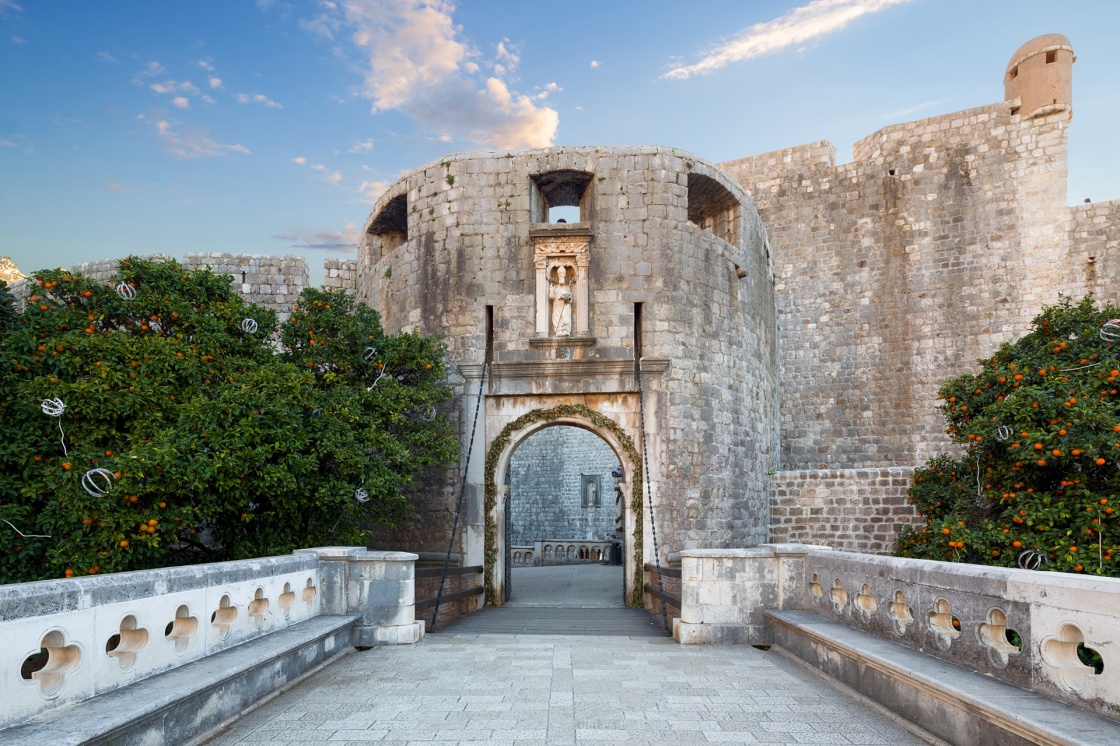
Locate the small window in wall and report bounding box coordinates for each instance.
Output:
[686,173,740,245]
[368,194,408,258]
[1045,50,1057,64]
[531,170,593,223]
[581,474,601,508]
[1008,66,1018,80]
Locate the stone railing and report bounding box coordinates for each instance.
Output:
[511,540,613,566]
[674,544,1120,723]
[1,547,422,732]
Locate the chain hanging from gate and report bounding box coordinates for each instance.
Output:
[637,359,670,635]
[430,359,488,631]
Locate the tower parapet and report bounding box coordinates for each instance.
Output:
[1004,33,1074,120]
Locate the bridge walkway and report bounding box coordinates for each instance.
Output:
[204,565,935,745]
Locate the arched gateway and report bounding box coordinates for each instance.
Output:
[359,146,779,611]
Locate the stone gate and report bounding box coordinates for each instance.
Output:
[359,147,779,608]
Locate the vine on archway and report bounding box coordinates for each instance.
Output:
[484,403,644,607]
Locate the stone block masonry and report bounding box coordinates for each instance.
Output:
[769,468,920,554]
[508,425,621,546]
[322,258,358,293]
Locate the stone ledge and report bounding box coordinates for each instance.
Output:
[767,609,1120,746]
[0,614,358,746]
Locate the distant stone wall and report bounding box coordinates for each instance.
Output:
[182,253,308,314]
[71,255,173,283]
[323,258,357,294]
[769,468,920,553]
[508,425,621,546]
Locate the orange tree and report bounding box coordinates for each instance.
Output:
[896,296,1120,576]
[0,258,454,582]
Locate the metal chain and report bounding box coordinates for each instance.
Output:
[431,360,488,631]
[637,362,669,635]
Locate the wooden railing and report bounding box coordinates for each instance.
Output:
[643,562,682,611]
[414,565,484,612]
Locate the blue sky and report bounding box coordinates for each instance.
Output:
[2,0,1118,286]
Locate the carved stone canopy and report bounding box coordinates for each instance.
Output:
[531,231,592,344]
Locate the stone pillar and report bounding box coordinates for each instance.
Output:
[295,547,424,646]
[347,551,424,646]
[673,544,829,645]
[294,546,363,615]
[534,261,549,336]
[574,261,590,336]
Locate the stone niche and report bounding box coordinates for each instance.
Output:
[530,226,593,358]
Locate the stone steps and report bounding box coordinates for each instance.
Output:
[434,606,666,637]
[0,614,357,746]
[767,609,1120,746]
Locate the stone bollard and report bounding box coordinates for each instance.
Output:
[673,543,830,645]
[295,547,424,646]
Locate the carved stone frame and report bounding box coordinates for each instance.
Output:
[533,233,590,338]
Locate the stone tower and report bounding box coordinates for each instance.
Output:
[1004,33,1075,120]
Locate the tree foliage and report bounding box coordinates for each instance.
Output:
[897,296,1120,576]
[0,258,455,583]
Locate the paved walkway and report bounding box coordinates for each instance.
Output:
[206,565,934,745]
[207,634,931,745]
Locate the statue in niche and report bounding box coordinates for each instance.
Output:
[549,264,575,336]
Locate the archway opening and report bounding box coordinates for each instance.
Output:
[504,424,626,607]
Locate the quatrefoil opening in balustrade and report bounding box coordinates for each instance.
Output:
[302,577,318,608]
[21,630,82,698]
[888,590,914,636]
[1041,623,1105,692]
[978,608,1022,668]
[279,582,297,619]
[928,598,962,650]
[248,587,270,628]
[808,572,823,603]
[105,614,149,672]
[211,594,238,640]
[164,604,199,655]
[829,579,848,615]
[854,583,878,623]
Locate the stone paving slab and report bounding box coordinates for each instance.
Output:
[205,633,936,745]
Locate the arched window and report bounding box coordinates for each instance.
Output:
[531,170,594,224]
[687,173,740,245]
[367,194,408,259]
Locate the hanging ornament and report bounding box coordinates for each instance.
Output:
[116,282,136,301]
[81,468,115,497]
[354,488,369,503]
[241,318,259,334]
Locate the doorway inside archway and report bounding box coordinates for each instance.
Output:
[504,424,625,607]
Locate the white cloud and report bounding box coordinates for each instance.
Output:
[148,118,250,159]
[150,79,200,96]
[0,0,22,18]
[198,57,215,71]
[273,227,359,252]
[305,0,557,150]
[172,96,190,109]
[292,156,307,164]
[10,35,25,43]
[662,0,913,80]
[311,163,327,171]
[209,76,223,89]
[236,92,283,108]
[589,60,599,69]
[324,170,343,185]
[0,139,15,147]
[137,61,165,77]
[104,182,131,191]
[201,94,217,104]
[348,138,375,153]
[96,51,118,63]
[359,179,390,200]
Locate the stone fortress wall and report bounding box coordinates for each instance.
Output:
[720,33,1120,552]
[507,425,621,547]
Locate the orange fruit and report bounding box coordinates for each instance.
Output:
[1034,443,1043,450]
[120,540,129,548]
[1012,540,1022,548]
[1097,458,1107,466]
[64,568,74,578]
[1052,450,1061,457]
[62,462,72,471]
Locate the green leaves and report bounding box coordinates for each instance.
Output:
[0,258,454,582]
[898,296,1120,576]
